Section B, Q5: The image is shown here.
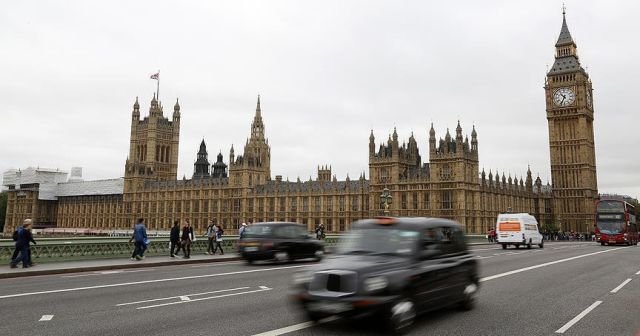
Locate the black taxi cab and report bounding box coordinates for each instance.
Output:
[289,217,479,334]
[238,222,324,264]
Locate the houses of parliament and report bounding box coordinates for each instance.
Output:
[2,12,598,235]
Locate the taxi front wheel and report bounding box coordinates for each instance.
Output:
[386,296,416,335]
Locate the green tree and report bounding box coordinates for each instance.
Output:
[0,191,6,233]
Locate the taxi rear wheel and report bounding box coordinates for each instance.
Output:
[387,296,416,335]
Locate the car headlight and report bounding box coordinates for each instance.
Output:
[364,276,388,293]
[292,271,313,285]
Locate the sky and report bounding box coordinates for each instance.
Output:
[1,0,638,199]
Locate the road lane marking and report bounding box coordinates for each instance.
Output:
[636,269,640,275]
[555,301,602,334]
[469,247,501,252]
[61,268,156,278]
[190,261,242,268]
[117,287,250,306]
[179,296,190,301]
[0,265,307,300]
[137,287,272,309]
[252,247,628,336]
[39,315,54,321]
[480,247,627,282]
[259,286,270,290]
[252,316,339,336]
[610,278,632,293]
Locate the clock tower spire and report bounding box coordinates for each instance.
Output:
[545,8,598,233]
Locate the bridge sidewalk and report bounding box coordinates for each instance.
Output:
[0,253,241,279]
[1,241,498,280]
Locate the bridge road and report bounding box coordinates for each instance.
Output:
[0,242,638,336]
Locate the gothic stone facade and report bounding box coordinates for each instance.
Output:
[3,13,595,235]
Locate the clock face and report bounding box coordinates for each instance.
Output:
[586,90,592,108]
[553,87,575,107]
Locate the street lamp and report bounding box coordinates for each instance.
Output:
[380,187,392,216]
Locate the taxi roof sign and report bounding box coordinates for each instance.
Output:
[374,216,397,225]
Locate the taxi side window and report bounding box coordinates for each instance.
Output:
[422,228,445,257]
[423,227,465,256]
[274,226,294,239]
[445,227,467,254]
[294,226,308,238]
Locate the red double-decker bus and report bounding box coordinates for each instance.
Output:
[595,199,638,246]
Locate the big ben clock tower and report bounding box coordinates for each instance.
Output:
[545,9,598,233]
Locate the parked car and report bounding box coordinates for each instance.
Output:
[238,222,324,264]
[289,217,479,334]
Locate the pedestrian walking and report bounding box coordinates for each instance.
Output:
[213,224,224,255]
[206,221,217,255]
[170,220,182,257]
[181,220,193,259]
[315,223,325,240]
[129,218,148,261]
[239,222,247,239]
[10,219,36,269]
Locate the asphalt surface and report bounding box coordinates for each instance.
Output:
[0,242,638,336]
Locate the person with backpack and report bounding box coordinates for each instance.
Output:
[128,218,148,261]
[170,220,182,258]
[10,219,36,268]
[206,221,217,255]
[213,224,224,255]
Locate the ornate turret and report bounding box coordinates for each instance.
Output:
[133,97,140,116]
[471,125,478,152]
[212,151,228,178]
[548,8,583,75]
[369,130,375,156]
[455,120,463,141]
[174,98,180,113]
[250,95,265,140]
[193,139,210,179]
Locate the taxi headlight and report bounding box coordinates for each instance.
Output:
[364,276,388,293]
[292,271,313,285]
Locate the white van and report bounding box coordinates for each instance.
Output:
[495,213,544,249]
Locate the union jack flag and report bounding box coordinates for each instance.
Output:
[150,72,159,80]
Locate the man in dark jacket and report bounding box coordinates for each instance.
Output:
[170,220,182,257]
[129,218,147,261]
[10,219,36,268]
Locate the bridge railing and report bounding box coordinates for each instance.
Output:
[0,234,488,263]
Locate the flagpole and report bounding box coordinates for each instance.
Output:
[157,70,160,102]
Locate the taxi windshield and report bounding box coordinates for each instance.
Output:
[337,228,419,257]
